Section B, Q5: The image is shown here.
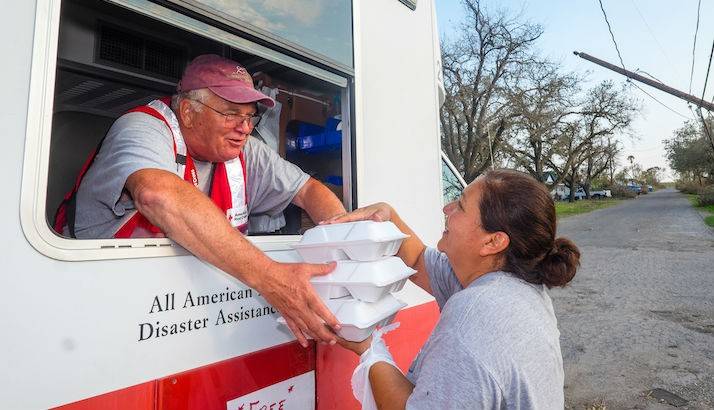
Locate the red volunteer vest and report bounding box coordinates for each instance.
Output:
[53,98,249,238]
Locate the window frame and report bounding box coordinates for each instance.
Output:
[398,0,417,10]
[440,151,466,205]
[20,0,353,261]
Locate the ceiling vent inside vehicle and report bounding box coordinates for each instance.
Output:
[97,23,186,80]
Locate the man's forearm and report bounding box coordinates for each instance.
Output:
[293,177,346,222]
[126,169,341,346]
[127,169,272,287]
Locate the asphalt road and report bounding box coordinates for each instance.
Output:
[552,189,714,409]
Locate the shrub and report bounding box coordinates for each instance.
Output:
[610,185,637,199]
[698,185,714,206]
[676,181,701,195]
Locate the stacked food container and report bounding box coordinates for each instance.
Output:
[279,221,414,341]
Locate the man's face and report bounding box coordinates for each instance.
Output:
[182,92,258,162]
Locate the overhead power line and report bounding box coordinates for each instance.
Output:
[630,0,680,79]
[597,0,627,70]
[690,0,702,94]
[573,52,704,112]
[635,69,665,84]
[632,68,687,116]
[633,83,691,120]
[701,38,714,102]
[699,39,714,154]
[595,0,692,120]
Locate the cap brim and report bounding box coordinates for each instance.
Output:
[209,85,276,108]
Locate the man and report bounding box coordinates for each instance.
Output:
[57,54,346,346]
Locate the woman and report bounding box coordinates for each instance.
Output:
[326,169,580,409]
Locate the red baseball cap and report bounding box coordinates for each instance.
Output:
[177,54,275,108]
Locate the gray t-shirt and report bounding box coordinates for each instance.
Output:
[405,247,565,409]
[74,110,309,238]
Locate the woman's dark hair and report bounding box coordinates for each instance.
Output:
[478,169,580,288]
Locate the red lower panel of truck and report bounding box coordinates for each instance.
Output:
[54,301,439,410]
[315,301,439,409]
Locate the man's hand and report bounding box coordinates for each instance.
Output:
[320,202,394,225]
[127,169,342,348]
[254,261,342,347]
[336,334,373,356]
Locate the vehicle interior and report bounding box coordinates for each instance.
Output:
[48,0,348,237]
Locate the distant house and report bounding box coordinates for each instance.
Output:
[551,183,569,200]
[542,171,557,185]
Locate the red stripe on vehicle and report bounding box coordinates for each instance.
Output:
[316,301,440,410]
[54,341,314,410]
[52,381,157,410]
[157,341,315,409]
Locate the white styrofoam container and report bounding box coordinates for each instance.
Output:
[311,257,416,302]
[277,295,406,342]
[293,221,409,262]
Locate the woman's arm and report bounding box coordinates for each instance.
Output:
[369,362,414,410]
[322,202,432,294]
[338,336,414,410]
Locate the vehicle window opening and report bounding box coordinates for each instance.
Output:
[46,0,349,241]
[441,158,464,204]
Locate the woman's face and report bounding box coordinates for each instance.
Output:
[437,181,487,259]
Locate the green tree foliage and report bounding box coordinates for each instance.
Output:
[664,121,714,185]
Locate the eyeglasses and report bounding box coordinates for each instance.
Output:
[189,99,262,128]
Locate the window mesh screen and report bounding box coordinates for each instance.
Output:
[97,24,186,80]
[145,39,185,79]
[98,25,143,69]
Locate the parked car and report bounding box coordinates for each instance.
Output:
[572,188,611,200]
[573,188,587,200]
[626,182,642,194]
[590,189,612,199]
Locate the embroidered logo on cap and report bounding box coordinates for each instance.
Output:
[226,65,252,84]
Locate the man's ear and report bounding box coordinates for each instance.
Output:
[179,99,195,128]
[478,231,510,257]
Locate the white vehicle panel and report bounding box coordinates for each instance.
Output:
[2,0,445,408]
[353,0,443,247]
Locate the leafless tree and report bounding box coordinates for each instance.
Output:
[546,81,638,201]
[580,137,621,197]
[440,0,542,182]
[503,61,581,183]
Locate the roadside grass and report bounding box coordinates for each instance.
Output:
[555,199,621,218]
[687,194,714,227]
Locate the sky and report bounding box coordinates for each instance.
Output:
[435,0,714,181]
[193,0,353,66]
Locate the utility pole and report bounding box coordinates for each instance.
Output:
[574,51,714,152]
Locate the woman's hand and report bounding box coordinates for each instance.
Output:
[320,202,393,225]
[336,335,373,356]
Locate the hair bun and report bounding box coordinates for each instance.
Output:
[537,237,580,288]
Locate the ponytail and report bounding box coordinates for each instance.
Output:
[478,169,581,288]
[534,237,580,288]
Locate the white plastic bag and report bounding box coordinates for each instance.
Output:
[351,322,401,410]
[248,86,285,233]
[255,86,281,152]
